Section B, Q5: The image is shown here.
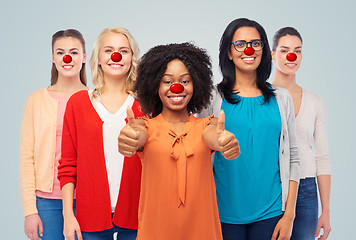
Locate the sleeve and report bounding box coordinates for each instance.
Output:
[314,98,331,175]
[19,94,37,216]
[58,98,78,188]
[286,92,300,182]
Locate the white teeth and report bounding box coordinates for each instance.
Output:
[63,66,72,69]
[243,58,254,61]
[170,97,183,100]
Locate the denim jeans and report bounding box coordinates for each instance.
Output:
[221,214,283,240]
[291,177,318,240]
[81,225,137,240]
[36,196,76,240]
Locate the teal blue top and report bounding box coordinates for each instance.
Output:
[214,94,283,224]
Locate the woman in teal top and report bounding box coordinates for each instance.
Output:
[199,18,300,240]
[215,94,282,224]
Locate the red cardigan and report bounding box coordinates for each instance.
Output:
[58,90,144,232]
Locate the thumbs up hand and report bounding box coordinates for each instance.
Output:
[118,107,144,157]
[216,110,240,160]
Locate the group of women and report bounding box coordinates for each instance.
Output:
[20,18,331,240]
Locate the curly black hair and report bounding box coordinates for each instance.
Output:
[134,42,213,117]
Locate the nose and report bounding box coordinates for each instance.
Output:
[170,83,184,94]
[111,52,122,62]
[244,47,255,56]
[286,53,297,61]
[63,55,72,63]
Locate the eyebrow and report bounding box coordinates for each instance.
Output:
[55,48,79,51]
[163,73,190,77]
[280,46,302,49]
[235,39,261,42]
[103,46,130,50]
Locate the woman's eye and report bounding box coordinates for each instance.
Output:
[295,50,302,54]
[120,50,129,54]
[252,41,260,47]
[181,80,190,85]
[236,42,244,48]
[105,49,112,53]
[281,50,287,53]
[71,51,78,55]
[57,51,64,55]
[163,80,172,85]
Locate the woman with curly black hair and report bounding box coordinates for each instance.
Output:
[118,42,240,240]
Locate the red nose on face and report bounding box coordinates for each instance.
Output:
[63,55,72,63]
[111,52,122,62]
[170,83,184,94]
[286,53,297,62]
[244,47,255,56]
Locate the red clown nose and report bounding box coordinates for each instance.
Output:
[286,53,297,61]
[244,47,255,56]
[111,52,122,62]
[63,55,72,63]
[170,83,184,94]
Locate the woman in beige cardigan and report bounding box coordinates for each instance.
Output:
[272,27,331,240]
[20,29,88,240]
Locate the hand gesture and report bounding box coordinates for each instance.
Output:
[216,110,240,160]
[118,107,140,157]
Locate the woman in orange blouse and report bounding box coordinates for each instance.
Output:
[118,42,240,240]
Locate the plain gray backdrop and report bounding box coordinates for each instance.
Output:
[1,0,354,239]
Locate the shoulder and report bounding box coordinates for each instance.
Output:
[303,89,325,105]
[130,96,146,118]
[67,90,89,104]
[271,85,290,98]
[26,88,49,100]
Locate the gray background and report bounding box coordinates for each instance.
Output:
[1,0,354,239]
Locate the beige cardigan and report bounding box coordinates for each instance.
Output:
[20,88,58,216]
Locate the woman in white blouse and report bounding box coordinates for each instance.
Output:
[272,27,331,240]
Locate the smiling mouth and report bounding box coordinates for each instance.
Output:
[242,57,255,63]
[168,95,186,104]
[109,63,123,67]
[63,65,74,69]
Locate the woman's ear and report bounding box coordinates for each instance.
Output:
[228,51,232,61]
[271,50,275,61]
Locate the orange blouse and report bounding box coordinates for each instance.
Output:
[137,114,222,240]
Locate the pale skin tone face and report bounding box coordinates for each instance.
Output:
[52,37,86,80]
[272,35,302,77]
[98,32,132,82]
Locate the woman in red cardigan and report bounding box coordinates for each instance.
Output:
[58,26,144,240]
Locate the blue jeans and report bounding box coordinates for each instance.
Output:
[82,225,137,240]
[221,214,283,240]
[291,178,318,240]
[36,196,76,240]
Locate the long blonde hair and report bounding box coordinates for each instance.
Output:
[89,27,140,98]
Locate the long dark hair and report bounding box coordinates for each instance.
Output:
[50,29,87,86]
[218,18,273,104]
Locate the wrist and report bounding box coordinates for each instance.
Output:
[283,211,295,221]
